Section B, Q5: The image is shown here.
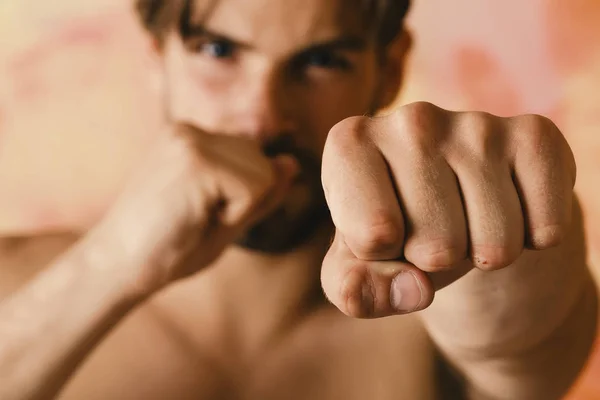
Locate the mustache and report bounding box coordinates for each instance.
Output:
[263,135,322,176]
[263,135,300,157]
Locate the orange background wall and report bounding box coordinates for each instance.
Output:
[0,1,599,398]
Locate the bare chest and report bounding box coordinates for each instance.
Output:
[0,235,438,400]
[58,306,437,400]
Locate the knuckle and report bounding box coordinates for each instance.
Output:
[338,263,374,318]
[398,101,440,125]
[237,160,277,200]
[323,116,372,189]
[513,114,576,184]
[512,114,565,156]
[529,224,566,250]
[166,127,214,172]
[234,177,274,211]
[471,244,520,271]
[517,113,557,133]
[407,239,466,270]
[515,114,553,145]
[458,112,501,159]
[172,124,211,159]
[327,116,373,148]
[392,102,441,151]
[349,214,403,259]
[173,122,201,141]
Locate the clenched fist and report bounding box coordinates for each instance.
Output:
[321,102,576,318]
[95,123,298,293]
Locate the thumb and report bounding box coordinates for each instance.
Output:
[321,231,435,319]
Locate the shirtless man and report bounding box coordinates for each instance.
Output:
[0,0,596,399]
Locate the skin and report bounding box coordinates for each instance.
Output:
[0,0,597,399]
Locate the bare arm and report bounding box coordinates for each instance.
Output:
[0,124,294,400]
[423,199,598,400]
[0,228,147,400]
[319,105,597,400]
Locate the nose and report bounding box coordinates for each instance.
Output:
[231,67,297,143]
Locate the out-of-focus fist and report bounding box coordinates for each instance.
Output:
[95,123,298,294]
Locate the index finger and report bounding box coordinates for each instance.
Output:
[322,117,405,261]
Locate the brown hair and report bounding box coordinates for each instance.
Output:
[135,0,410,47]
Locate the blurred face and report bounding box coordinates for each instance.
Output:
[157,0,407,252]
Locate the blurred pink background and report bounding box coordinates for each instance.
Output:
[1,1,599,398]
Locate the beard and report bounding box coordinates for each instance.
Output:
[235,137,331,254]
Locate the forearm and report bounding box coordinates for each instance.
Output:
[422,203,598,399]
[0,229,147,400]
[470,280,596,400]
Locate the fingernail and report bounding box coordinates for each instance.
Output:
[390,272,422,313]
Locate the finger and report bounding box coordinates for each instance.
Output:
[509,115,576,249]
[321,231,434,318]
[427,260,474,291]
[448,117,524,270]
[322,117,405,261]
[375,119,468,271]
[244,154,300,227]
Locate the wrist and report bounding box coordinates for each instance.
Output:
[70,224,161,306]
[423,246,591,358]
[88,198,201,297]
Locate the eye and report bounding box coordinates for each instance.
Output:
[302,50,351,70]
[198,39,236,59]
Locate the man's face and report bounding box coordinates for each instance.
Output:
[158,0,406,252]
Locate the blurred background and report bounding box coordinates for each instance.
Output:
[0,0,598,398]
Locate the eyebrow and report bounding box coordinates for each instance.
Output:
[299,36,367,54]
[180,23,368,54]
[181,24,253,50]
